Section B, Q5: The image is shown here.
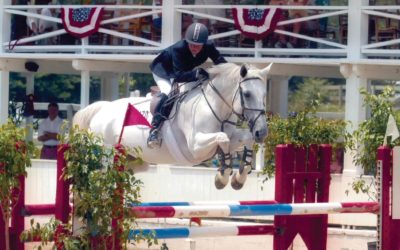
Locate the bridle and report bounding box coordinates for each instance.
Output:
[201,76,266,132]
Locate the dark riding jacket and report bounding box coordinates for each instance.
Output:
[150,40,227,83]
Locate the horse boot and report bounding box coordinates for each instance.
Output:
[147,93,168,149]
[214,148,233,190]
[231,146,253,190]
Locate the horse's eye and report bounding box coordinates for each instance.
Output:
[244,92,251,98]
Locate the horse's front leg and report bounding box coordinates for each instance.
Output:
[227,128,255,190]
[190,131,231,160]
[228,128,254,152]
[189,132,232,189]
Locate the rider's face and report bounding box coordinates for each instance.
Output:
[188,43,203,57]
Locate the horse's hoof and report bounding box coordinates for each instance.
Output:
[231,172,244,190]
[215,175,227,189]
[243,165,252,175]
[214,168,232,189]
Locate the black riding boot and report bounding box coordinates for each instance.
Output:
[147,93,168,148]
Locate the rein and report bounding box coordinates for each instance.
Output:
[201,76,265,132]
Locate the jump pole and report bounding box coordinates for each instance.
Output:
[130,202,379,218]
[129,225,275,239]
[136,200,277,207]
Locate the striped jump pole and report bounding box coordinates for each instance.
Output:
[136,200,277,207]
[131,202,379,219]
[129,225,275,239]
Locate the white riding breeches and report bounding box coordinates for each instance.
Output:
[153,73,172,95]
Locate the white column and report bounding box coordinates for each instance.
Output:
[269,76,289,118]
[347,0,369,60]
[110,73,120,100]
[162,0,181,46]
[255,144,265,171]
[342,68,369,175]
[100,74,106,100]
[0,72,10,124]
[342,0,369,175]
[25,74,35,141]
[101,73,120,101]
[80,71,90,108]
[123,73,130,97]
[0,1,11,124]
[0,0,11,54]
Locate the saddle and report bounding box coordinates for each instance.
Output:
[149,80,201,120]
[149,88,179,120]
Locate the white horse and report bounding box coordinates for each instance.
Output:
[73,63,271,189]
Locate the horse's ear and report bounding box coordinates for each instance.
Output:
[260,63,273,78]
[240,65,247,78]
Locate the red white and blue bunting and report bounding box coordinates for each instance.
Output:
[61,7,104,38]
[232,7,282,41]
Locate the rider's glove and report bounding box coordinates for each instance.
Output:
[195,68,209,81]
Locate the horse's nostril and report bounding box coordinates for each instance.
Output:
[254,128,267,142]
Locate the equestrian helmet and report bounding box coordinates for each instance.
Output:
[185,23,209,45]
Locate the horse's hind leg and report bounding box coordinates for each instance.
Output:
[231,146,253,190]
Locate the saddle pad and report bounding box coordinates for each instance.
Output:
[162,121,193,165]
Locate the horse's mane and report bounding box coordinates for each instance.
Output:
[208,63,266,84]
[208,63,241,82]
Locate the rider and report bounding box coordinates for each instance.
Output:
[147,22,227,148]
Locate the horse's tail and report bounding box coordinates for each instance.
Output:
[72,101,109,129]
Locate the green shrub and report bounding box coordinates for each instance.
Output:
[0,121,35,250]
[21,126,155,250]
[263,101,347,178]
[346,87,400,175]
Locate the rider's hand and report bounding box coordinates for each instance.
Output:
[196,68,209,81]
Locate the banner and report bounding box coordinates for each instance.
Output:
[232,7,282,41]
[61,7,104,38]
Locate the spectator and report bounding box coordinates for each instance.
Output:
[38,102,64,160]
[268,0,294,48]
[193,0,225,27]
[26,0,38,34]
[26,0,57,44]
[287,0,308,47]
[152,0,162,31]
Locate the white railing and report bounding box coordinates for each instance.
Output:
[362,5,400,57]
[1,3,399,59]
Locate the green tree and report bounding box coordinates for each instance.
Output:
[289,77,331,112]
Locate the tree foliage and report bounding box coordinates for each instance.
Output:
[346,87,400,175]
[289,77,342,112]
[0,121,35,250]
[21,127,155,249]
[263,101,347,178]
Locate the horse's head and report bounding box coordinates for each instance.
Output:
[232,64,272,143]
[206,63,272,143]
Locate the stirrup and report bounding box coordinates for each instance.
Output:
[147,130,162,149]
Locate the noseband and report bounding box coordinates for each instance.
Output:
[201,77,266,132]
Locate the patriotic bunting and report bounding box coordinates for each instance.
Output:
[232,7,282,40]
[61,7,104,38]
